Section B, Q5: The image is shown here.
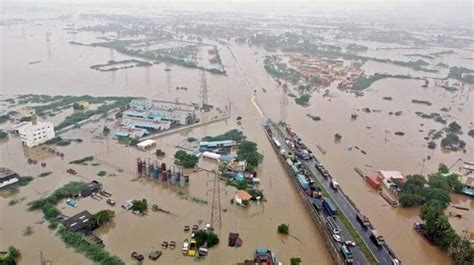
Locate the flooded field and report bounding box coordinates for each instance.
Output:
[1,15,473,265]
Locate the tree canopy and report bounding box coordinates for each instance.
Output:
[174,150,199,168]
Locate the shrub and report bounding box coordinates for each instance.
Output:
[155,149,165,157]
[290,257,302,265]
[277,224,289,234]
[131,199,148,213]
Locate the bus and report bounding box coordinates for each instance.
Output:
[339,243,354,264]
[326,216,341,234]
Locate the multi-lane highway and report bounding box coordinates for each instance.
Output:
[265,121,400,265]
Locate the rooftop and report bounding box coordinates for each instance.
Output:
[235,190,252,201]
[378,170,405,180]
[137,139,156,148]
[62,210,92,232]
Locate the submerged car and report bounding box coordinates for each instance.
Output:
[148,250,162,260]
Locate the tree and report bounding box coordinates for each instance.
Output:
[334,133,342,141]
[290,257,302,265]
[423,188,451,207]
[448,121,462,134]
[72,102,85,110]
[446,174,464,193]
[428,141,436,149]
[277,224,289,234]
[0,130,8,140]
[155,149,165,157]
[193,230,220,248]
[0,246,21,265]
[87,210,115,230]
[174,150,199,168]
[236,180,248,190]
[420,200,458,249]
[438,163,449,174]
[131,199,148,214]
[449,239,474,265]
[237,141,263,171]
[103,126,110,135]
[399,193,425,207]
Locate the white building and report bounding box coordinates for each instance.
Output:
[18,121,55,147]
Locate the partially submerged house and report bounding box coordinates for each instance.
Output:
[0,168,19,189]
[228,233,243,247]
[235,190,252,206]
[80,181,102,197]
[62,210,92,232]
[62,210,104,246]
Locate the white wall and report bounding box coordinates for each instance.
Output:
[19,122,55,147]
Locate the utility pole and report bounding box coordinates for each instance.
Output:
[200,70,209,109]
[166,62,172,93]
[280,83,288,123]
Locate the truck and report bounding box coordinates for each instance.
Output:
[322,199,338,216]
[272,137,281,148]
[365,175,381,190]
[297,174,310,190]
[370,229,385,246]
[331,179,339,190]
[356,212,370,227]
[312,197,323,210]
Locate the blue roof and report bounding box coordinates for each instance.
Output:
[114,131,129,137]
[235,172,244,181]
[256,248,269,254]
[199,140,237,147]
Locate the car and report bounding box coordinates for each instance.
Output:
[106,199,116,206]
[148,250,162,260]
[121,200,133,210]
[332,234,342,242]
[392,259,401,265]
[345,240,356,247]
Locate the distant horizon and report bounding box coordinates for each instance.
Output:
[2,0,472,27]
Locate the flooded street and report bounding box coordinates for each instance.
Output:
[1,13,473,265]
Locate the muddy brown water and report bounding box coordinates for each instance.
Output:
[1,19,473,265]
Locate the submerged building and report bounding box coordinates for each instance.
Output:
[0,168,19,189]
[17,119,55,147]
[125,98,197,125]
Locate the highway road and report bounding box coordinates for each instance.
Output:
[267,122,400,265]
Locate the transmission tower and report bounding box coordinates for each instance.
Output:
[280,83,288,122]
[40,251,53,265]
[207,171,224,230]
[166,62,172,92]
[200,70,209,108]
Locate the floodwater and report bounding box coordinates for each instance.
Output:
[1,16,473,265]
